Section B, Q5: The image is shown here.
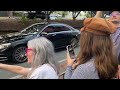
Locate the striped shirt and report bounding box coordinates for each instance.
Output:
[64,59,99,79]
[111,27,120,62]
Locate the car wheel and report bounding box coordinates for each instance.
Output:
[71,38,78,48]
[12,46,27,63]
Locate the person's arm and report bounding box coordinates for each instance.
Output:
[0,63,30,76]
[94,11,104,18]
[64,65,73,79]
[111,30,120,79]
[64,51,78,79]
[111,29,120,61]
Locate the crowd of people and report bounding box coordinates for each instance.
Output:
[0,11,120,79]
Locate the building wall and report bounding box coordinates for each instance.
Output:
[0,11,13,17]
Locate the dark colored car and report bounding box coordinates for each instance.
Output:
[0,22,80,63]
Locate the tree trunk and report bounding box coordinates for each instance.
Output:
[72,11,76,21]
[45,11,49,22]
[45,11,53,21]
[73,17,76,21]
[72,11,81,21]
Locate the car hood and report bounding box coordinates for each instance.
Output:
[0,32,34,44]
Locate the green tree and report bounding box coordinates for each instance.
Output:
[72,11,81,20]
[53,11,68,17]
[62,11,68,17]
[85,11,92,18]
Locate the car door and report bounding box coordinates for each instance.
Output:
[40,24,73,48]
[51,24,74,48]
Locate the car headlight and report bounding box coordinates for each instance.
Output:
[0,43,11,49]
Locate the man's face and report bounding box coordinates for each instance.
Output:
[109,11,120,23]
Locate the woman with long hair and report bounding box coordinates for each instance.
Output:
[64,18,118,79]
[0,37,59,79]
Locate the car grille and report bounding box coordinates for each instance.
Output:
[0,53,8,61]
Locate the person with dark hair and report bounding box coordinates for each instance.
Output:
[64,18,118,79]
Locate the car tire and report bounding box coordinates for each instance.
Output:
[12,45,27,63]
[71,38,78,48]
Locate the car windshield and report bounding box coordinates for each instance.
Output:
[20,24,45,35]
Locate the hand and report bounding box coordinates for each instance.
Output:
[72,62,79,69]
[66,51,75,66]
[94,11,103,18]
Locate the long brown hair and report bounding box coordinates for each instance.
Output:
[77,31,118,79]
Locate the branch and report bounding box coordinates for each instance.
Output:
[75,11,81,18]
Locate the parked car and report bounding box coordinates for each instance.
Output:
[0,22,80,63]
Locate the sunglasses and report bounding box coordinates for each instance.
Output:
[26,48,33,54]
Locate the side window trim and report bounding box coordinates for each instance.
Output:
[41,25,55,34]
[64,24,74,31]
[53,24,72,32]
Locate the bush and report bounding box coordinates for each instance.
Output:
[13,12,23,17]
[20,15,29,25]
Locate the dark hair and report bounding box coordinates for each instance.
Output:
[77,31,118,79]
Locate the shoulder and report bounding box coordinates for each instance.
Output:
[72,59,99,79]
[76,59,96,72]
[111,27,120,42]
[37,64,56,73]
[30,64,58,79]
[113,27,120,33]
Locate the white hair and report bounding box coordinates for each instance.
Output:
[27,37,59,78]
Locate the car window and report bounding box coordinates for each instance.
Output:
[53,25,71,32]
[43,26,54,33]
[26,25,38,34]
[61,26,71,31]
[21,24,44,34]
